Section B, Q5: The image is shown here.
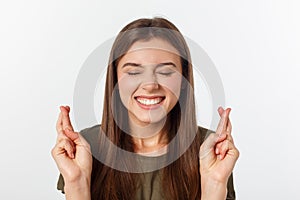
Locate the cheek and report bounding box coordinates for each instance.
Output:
[117,75,139,105]
[158,73,182,98]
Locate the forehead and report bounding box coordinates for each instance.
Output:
[128,38,179,54]
[119,38,181,64]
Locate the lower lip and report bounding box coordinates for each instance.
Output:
[135,98,164,110]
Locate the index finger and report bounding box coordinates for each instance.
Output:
[227,118,232,134]
[56,112,63,134]
[217,107,232,135]
[60,106,74,131]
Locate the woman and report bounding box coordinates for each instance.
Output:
[52,17,239,200]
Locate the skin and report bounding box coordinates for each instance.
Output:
[51,106,92,200]
[200,107,239,200]
[51,39,239,200]
[116,38,182,154]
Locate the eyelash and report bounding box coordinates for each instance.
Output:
[126,71,175,76]
[158,72,174,76]
[127,72,141,75]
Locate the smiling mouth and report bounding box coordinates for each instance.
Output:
[135,96,165,106]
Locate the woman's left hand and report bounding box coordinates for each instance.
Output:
[199,107,239,185]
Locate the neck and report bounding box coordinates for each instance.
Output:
[129,119,169,156]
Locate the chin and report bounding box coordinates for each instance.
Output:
[130,112,167,126]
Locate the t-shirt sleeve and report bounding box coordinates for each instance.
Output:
[226,173,236,200]
[57,173,65,194]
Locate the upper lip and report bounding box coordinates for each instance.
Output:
[134,95,165,99]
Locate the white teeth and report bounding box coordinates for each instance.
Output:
[136,97,163,105]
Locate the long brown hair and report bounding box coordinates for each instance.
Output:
[91,17,202,200]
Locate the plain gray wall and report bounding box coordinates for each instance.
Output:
[1,0,299,199]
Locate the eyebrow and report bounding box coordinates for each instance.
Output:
[122,62,177,68]
[156,62,177,68]
[122,62,143,68]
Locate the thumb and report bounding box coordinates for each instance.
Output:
[200,133,226,158]
[65,129,91,154]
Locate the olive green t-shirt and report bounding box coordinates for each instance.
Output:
[57,125,236,199]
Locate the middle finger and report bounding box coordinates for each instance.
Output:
[60,106,74,131]
[216,108,230,135]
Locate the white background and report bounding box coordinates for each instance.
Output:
[1,0,299,199]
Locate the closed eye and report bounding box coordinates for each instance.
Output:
[157,72,175,76]
[127,71,142,75]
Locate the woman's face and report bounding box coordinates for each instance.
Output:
[117,38,182,126]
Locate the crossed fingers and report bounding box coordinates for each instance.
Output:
[56,106,73,132]
[215,107,234,158]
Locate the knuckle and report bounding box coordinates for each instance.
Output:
[51,148,55,157]
[56,128,63,134]
[58,138,70,147]
[56,133,67,142]
[51,146,58,157]
[225,140,230,145]
[83,139,91,150]
[86,142,91,149]
[199,145,204,152]
[207,132,216,140]
[64,125,73,131]
[235,148,240,158]
[220,140,229,150]
[56,124,63,132]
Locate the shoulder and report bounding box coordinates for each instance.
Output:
[80,124,101,136]
[79,124,101,153]
[197,125,215,144]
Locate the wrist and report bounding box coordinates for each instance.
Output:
[201,178,227,200]
[64,177,91,200]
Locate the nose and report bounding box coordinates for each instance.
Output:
[141,74,159,91]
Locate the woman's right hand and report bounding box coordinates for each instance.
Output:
[51,106,92,185]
